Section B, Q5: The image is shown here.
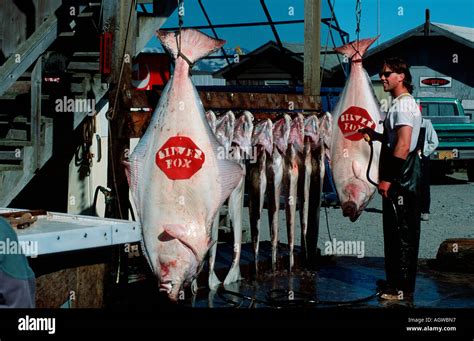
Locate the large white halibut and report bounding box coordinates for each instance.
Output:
[331,37,383,222]
[125,29,243,301]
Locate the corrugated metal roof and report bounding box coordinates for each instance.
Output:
[366,22,474,58]
[431,22,474,43]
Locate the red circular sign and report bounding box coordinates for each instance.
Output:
[156,136,205,180]
[421,78,450,86]
[338,106,376,141]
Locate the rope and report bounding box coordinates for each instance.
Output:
[319,0,336,92]
[175,0,194,69]
[355,0,362,42]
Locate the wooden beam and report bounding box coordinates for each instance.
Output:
[124,89,321,138]
[303,0,321,98]
[122,89,320,111]
[0,12,58,96]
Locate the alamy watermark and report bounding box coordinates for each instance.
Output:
[0,238,38,258]
[324,238,365,258]
[55,96,96,115]
[380,95,420,113]
[216,145,258,164]
[18,315,55,334]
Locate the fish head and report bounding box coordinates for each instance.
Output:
[233,110,254,152]
[272,114,291,154]
[157,223,211,301]
[252,119,273,155]
[303,114,321,149]
[339,178,373,222]
[337,160,376,222]
[288,113,305,153]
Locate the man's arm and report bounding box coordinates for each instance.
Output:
[378,125,412,198]
[394,125,412,159]
[425,121,439,155]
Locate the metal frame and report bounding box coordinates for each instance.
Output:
[159,0,349,69]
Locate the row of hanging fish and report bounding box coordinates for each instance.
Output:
[204,110,332,289]
[125,28,383,301]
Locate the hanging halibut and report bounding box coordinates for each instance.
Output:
[125,29,243,301]
[284,113,304,271]
[224,110,254,285]
[248,118,273,275]
[208,110,235,289]
[330,37,383,222]
[266,114,291,271]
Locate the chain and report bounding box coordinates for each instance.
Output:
[178,0,184,32]
[355,0,362,42]
[175,0,194,69]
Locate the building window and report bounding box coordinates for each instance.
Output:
[264,80,290,86]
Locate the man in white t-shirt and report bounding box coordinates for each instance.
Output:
[361,57,422,301]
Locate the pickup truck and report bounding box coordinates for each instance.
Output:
[417,97,474,181]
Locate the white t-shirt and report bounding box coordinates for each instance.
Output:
[384,94,422,152]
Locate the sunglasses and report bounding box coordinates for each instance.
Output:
[379,71,395,78]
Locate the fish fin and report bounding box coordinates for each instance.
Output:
[334,36,379,60]
[128,142,148,215]
[157,29,225,64]
[217,159,244,209]
[163,224,206,260]
[123,160,131,187]
[352,160,363,179]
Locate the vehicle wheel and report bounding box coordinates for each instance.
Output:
[467,161,474,182]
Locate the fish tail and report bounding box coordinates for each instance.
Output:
[156,29,225,64]
[334,36,379,61]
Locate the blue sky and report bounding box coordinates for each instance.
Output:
[147,0,474,52]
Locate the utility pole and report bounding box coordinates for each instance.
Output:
[304,0,321,100]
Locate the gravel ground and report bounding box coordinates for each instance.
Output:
[240,171,474,260]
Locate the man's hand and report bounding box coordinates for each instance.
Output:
[378,180,391,199]
[358,128,383,142]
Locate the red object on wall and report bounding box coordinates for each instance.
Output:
[132,53,170,90]
[100,33,113,76]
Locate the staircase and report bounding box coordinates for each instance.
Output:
[0,0,178,207]
[0,1,107,207]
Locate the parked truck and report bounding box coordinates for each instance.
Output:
[417,97,474,181]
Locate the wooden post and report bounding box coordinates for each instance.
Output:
[31,56,42,171]
[304,0,321,100]
[106,0,136,220]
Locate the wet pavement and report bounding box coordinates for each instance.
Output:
[186,242,474,309]
[116,241,474,310]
